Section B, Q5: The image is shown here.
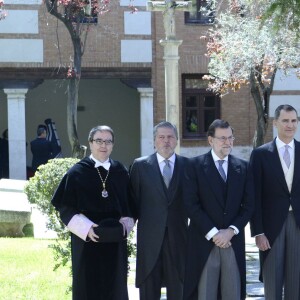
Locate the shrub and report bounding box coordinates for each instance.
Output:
[24,158,79,272]
[23,223,34,237]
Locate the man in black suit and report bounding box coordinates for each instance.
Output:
[250,104,300,300]
[129,121,188,300]
[183,119,254,300]
[30,125,53,173]
[0,129,9,178]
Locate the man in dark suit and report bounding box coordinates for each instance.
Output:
[250,104,300,300]
[30,125,53,173]
[183,119,254,300]
[0,129,9,178]
[129,121,188,300]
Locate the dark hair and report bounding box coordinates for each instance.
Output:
[274,104,298,120]
[207,119,234,137]
[88,125,114,143]
[153,121,178,140]
[37,125,47,137]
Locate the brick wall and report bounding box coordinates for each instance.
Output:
[0,2,282,149]
[151,10,258,148]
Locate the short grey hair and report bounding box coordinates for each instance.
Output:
[153,121,178,140]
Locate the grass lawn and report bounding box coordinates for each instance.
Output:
[0,238,71,300]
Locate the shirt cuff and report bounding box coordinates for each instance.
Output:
[205,227,219,240]
[67,214,95,241]
[254,233,265,237]
[229,225,239,235]
[119,217,135,236]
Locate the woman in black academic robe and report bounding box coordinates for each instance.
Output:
[52,125,134,300]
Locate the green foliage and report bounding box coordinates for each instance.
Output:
[205,2,300,94]
[202,0,300,147]
[24,158,79,276]
[23,223,34,237]
[262,0,300,34]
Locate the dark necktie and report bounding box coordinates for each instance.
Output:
[163,160,172,188]
[218,160,226,182]
[283,145,291,169]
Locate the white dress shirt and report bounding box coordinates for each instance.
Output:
[205,150,239,240]
[156,152,175,176]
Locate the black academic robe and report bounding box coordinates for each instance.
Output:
[52,157,130,300]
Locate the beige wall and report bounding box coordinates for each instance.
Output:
[0,79,141,169]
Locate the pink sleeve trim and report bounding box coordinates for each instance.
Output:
[67,214,95,241]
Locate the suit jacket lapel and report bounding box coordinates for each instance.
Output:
[291,140,300,192]
[167,155,180,204]
[203,152,225,208]
[226,155,242,208]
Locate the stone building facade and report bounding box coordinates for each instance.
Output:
[0,0,299,179]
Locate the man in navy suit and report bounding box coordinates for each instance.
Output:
[183,119,254,300]
[250,104,300,300]
[30,125,53,173]
[129,121,188,300]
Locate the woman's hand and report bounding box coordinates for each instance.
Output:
[87,224,99,242]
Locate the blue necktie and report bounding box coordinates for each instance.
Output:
[218,160,226,182]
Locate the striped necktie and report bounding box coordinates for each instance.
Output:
[218,160,227,182]
[283,145,291,168]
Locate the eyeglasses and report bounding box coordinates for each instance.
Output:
[92,139,113,145]
[213,136,235,143]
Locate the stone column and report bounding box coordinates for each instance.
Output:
[147,0,192,153]
[4,89,28,180]
[137,87,154,156]
[160,39,182,152]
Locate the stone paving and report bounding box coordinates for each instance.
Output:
[128,252,264,300]
[245,226,265,300]
[245,251,264,300]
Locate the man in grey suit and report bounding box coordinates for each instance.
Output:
[250,104,300,300]
[129,121,188,300]
[183,119,254,300]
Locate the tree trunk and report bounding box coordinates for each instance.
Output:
[249,68,277,149]
[249,71,268,148]
[44,1,88,159]
[67,77,87,158]
[66,36,87,159]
